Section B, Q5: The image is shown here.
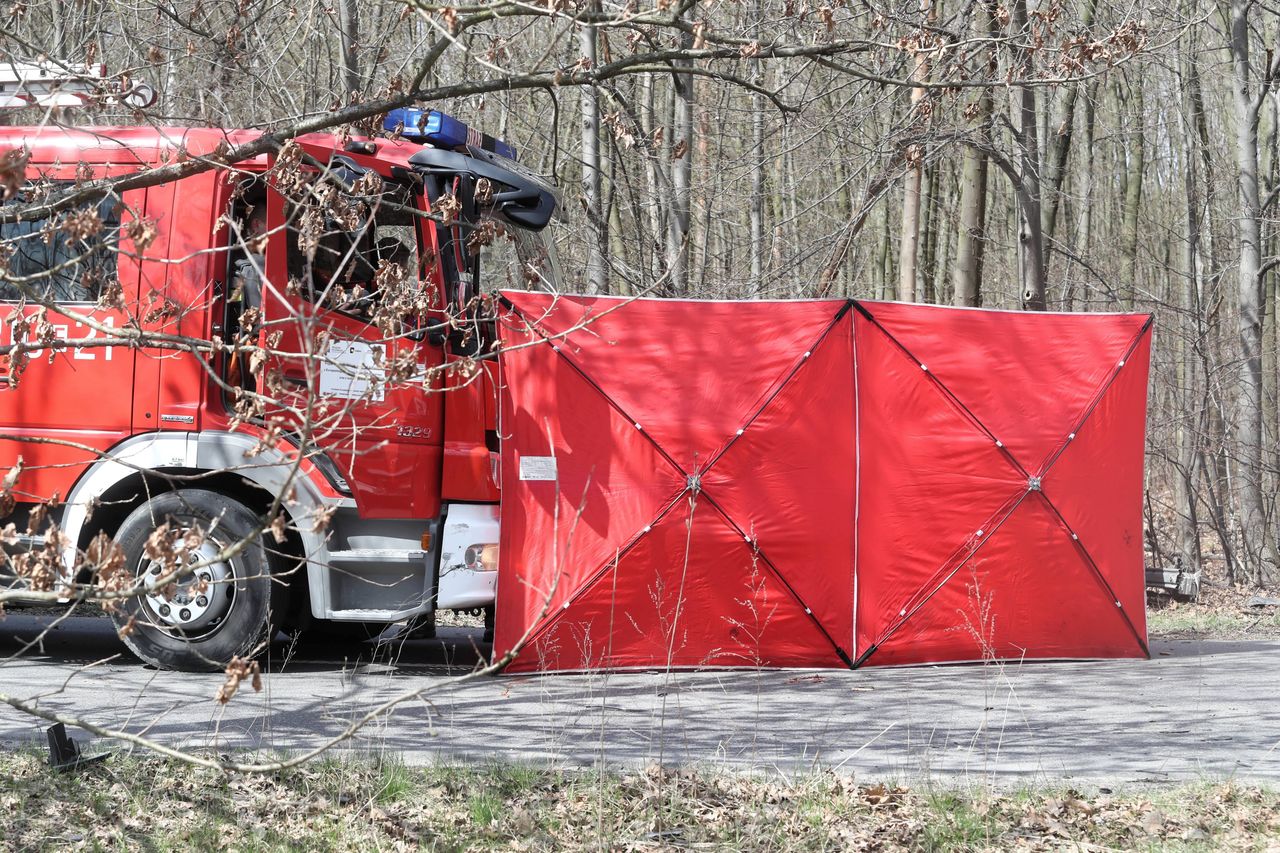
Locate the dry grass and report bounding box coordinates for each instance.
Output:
[1,751,1278,851]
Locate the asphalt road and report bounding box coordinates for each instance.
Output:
[1,613,1277,786]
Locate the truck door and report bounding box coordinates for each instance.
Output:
[0,180,143,504]
[255,162,445,519]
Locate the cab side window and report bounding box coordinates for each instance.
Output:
[0,182,121,303]
[283,174,420,319]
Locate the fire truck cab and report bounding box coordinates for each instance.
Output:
[0,102,559,670]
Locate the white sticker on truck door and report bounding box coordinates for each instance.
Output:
[519,455,557,481]
[319,340,386,402]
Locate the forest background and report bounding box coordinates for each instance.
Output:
[1,0,1276,597]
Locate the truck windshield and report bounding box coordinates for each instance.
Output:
[429,188,560,292]
[478,216,561,294]
[413,152,560,353]
[510,225,562,292]
[430,207,555,356]
[432,211,561,355]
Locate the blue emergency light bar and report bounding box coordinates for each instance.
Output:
[384,107,517,161]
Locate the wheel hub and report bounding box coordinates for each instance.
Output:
[140,538,234,633]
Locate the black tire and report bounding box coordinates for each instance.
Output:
[110,489,278,671]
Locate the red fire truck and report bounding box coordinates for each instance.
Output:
[0,66,560,670]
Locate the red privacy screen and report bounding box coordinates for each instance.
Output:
[494,293,1152,673]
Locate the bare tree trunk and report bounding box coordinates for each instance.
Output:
[51,0,65,58]
[916,162,938,303]
[609,169,634,296]
[832,121,855,297]
[639,74,667,284]
[1175,36,1206,597]
[666,23,694,296]
[579,10,607,294]
[1193,92,1239,587]
[896,0,931,302]
[749,128,765,293]
[879,204,894,300]
[898,160,923,302]
[1265,93,1280,548]
[1010,0,1047,310]
[952,1,993,308]
[952,145,988,307]
[1228,0,1275,585]
[1119,79,1145,310]
[1067,82,1099,310]
[1271,231,1280,531]
[927,162,952,303]
[1040,0,1097,253]
[744,0,766,295]
[337,0,361,96]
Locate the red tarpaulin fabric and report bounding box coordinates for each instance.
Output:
[494,294,1151,673]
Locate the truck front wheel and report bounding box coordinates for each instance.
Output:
[110,489,277,671]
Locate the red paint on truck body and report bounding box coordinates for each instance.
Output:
[0,125,498,521]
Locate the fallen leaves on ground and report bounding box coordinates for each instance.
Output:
[0,752,1277,851]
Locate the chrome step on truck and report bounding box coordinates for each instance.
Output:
[312,504,499,622]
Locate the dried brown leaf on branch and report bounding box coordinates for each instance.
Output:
[269,512,288,544]
[310,504,336,535]
[440,5,458,33]
[0,457,23,518]
[25,501,46,535]
[97,278,126,310]
[87,531,130,608]
[216,656,263,703]
[126,216,160,252]
[143,522,174,563]
[0,148,27,201]
[434,192,462,226]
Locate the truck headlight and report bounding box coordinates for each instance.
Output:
[463,544,499,572]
